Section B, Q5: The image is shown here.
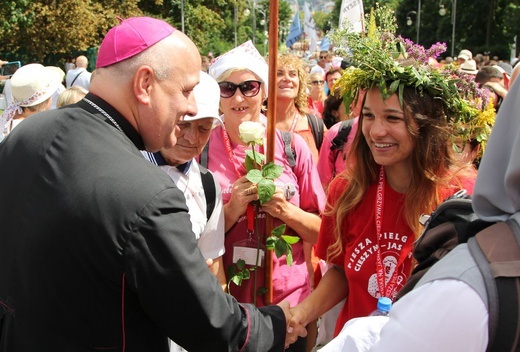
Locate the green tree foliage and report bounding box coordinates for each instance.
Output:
[395,0,520,60]
[0,0,290,65]
[0,0,142,64]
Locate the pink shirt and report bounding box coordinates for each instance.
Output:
[207,121,325,307]
[317,117,359,190]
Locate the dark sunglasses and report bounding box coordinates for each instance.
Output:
[218,80,262,98]
[311,80,325,85]
[319,56,327,59]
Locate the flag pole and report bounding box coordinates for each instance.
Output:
[264,0,279,305]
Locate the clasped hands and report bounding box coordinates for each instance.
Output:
[277,301,308,349]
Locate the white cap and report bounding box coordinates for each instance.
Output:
[184,71,222,124]
[209,41,268,93]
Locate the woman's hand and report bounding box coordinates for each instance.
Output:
[223,176,258,231]
[261,187,289,219]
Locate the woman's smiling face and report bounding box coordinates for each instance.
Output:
[219,70,265,133]
[361,87,416,171]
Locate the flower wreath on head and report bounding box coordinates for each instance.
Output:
[329,3,495,156]
[441,65,496,156]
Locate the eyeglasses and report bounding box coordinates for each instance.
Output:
[319,56,327,59]
[311,80,325,85]
[218,80,262,98]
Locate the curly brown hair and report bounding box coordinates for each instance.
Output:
[277,54,309,114]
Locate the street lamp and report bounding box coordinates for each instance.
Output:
[406,10,420,45]
[181,0,185,33]
[234,1,238,47]
[257,9,267,56]
[439,0,457,57]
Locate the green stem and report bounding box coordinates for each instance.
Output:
[253,201,261,305]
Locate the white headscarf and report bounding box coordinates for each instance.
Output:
[473,76,520,228]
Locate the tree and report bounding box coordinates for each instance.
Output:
[0,0,141,65]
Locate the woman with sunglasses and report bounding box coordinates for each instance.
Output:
[207,42,325,352]
[307,72,326,118]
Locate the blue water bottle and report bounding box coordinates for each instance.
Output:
[369,297,392,316]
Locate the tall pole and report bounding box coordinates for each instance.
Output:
[264,0,279,305]
[451,0,456,57]
[416,0,421,44]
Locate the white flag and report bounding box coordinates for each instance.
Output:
[303,2,318,55]
[339,0,364,32]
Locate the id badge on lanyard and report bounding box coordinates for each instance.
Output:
[232,203,265,267]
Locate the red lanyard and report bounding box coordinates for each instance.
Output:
[221,127,258,237]
[374,166,412,300]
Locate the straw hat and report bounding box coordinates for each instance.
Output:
[459,59,479,75]
[0,63,62,134]
[10,64,62,107]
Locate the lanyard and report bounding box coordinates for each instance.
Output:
[374,166,412,300]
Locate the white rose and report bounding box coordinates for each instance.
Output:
[239,121,265,145]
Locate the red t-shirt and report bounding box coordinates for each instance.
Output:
[316,177,415,336]
[316,173,476,336]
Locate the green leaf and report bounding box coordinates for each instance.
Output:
[271,224,287,237]
[274,240,288,258]
[245,149,265,165]
[236,259,246,271]
[231,272,243,286]
[281,235,300,245]
[286,249,294,266]
[389,79,400,94]
[257,287,268,296]
[262,162,283,180]
[246,169,263,184]
[258,179,276,204]
[227,264,237,279]
[244,155,255,172]
[242,268,251,280]
[266,236,277,250]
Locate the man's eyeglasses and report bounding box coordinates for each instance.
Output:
[218,80,262,98]
[319,56,327,59]
[311,80,325,85]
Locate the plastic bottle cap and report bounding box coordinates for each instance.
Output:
[377,297,392,312]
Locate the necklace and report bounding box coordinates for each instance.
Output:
[83,98,123,133]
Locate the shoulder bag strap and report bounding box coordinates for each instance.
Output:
[468,220,520,352]
[198,164,216,221]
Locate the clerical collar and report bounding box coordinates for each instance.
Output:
[79,93,144,150]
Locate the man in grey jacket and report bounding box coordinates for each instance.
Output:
[0,17,304,351]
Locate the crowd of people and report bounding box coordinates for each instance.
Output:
[0,8,517,352]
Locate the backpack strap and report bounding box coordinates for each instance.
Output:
[468,220,520,352]
[70,71,83,87]
[200,141,209,168]
[281,131,296,168]
[198,164,216,221]
[329,119,355,178]
[306,113,325,151]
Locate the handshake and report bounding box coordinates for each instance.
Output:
[278,301,309,349]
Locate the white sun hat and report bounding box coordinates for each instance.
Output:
[0,63,62,135]
[208,40,268,93]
